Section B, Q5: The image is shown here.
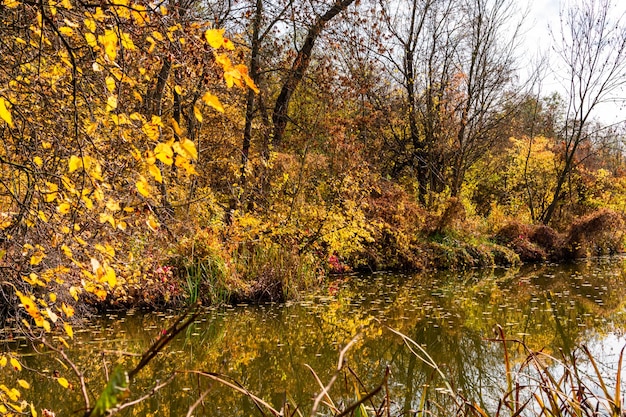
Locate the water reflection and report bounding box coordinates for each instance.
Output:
[4,257,626,415]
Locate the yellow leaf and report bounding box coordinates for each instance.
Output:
[193,105,203,123]
[106,76,116,92]
[149,163,162,183]
[85,32,98,47]
[10,357,21,371]
[0,97,15,128]
[0,356,6,367]
[151,31,163,41]
[64,323,74,339]
[81,194,93,210]
[69,286,80,301]
[201,92,225,112]
[214,52,232,70]
[144,149,156,165]
[58,26,74,36]
[68,155,82,172]
[104,266,116,287]
[146,36,155,53]
[44,181,58,202]
[45,308,58,323]
[17,380,29,389]
[61,302,74,317]
[106,95,118,112]
[131,4,148,26]
[171,118,183,135]
[136,176,151,197]
[174,85,182,95]
[154,142,174,165]
[84,17,96,32]
[3,0,19,7]
[30,251,45,265]
[33,156,43,167]
[58,335,69,349]
[176,157,198,175]
[142,121,160,140]
[57,377,69,388]
[106,199,120,211]
[38,210,48,222]
[120,32,135,50]
[205,28,233,50]
[146,214,159,231]
[99,29,118,61]
[49,292,57,302]
[30,402,38,417]
[179,138,198,159]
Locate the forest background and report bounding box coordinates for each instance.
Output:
[1,0,626,323]
[2,0,626,414]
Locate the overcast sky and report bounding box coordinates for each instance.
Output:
[523,0,625,125]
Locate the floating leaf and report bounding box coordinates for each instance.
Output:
[57,377,69,388]
[10,357,21,371]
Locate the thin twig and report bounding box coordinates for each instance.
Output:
[185,388,212,417]
[185,370,280,416]
[108,374,176,414]
[41,337,91,412]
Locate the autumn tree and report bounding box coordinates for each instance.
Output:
[541,0,626,224]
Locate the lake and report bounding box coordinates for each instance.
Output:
[6,257,626,416]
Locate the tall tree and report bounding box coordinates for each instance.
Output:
[270,0,356,149]
[448,0,522,197]
[541,0,626,224]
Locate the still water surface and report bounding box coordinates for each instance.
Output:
[10,258,626,415]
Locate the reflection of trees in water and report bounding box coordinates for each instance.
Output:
[13,258,626,415]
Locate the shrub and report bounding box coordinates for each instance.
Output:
[564,209,625,259]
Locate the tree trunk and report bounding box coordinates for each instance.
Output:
[240,0,263,189]
[271,0,356,149]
